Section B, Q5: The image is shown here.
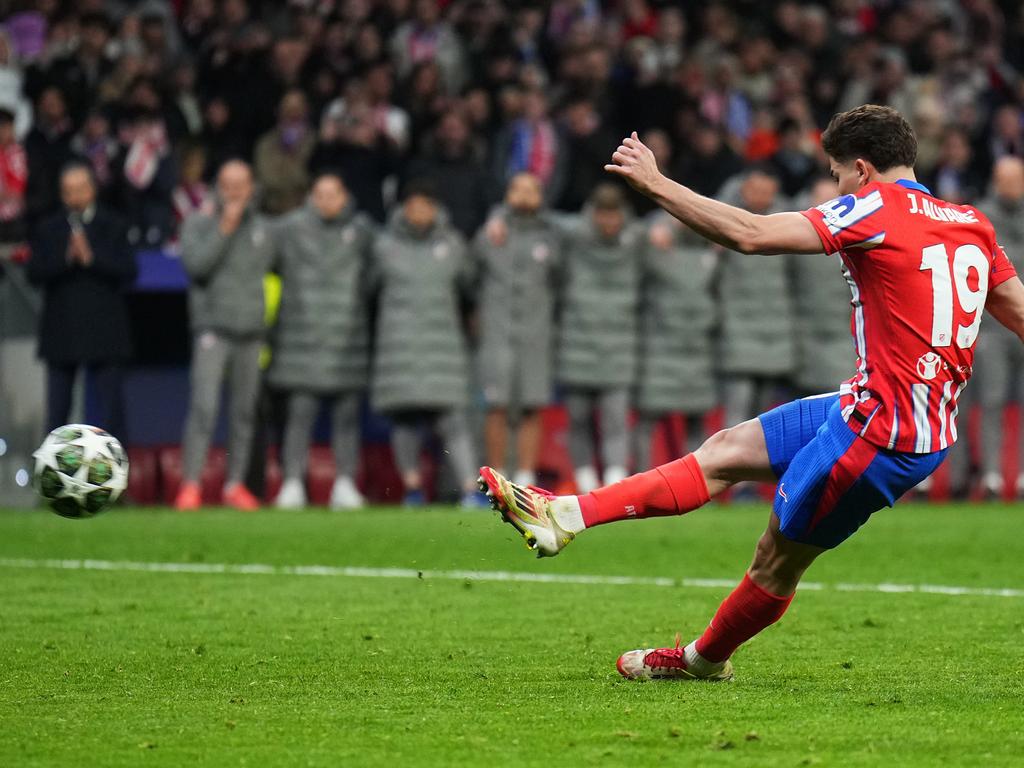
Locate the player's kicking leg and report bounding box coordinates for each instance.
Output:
[478,415,796,682]
[481,393,945,681]
[478,416,774,558]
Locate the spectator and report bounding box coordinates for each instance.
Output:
[0,108,28,246]
[633,214,719,472]
[70,109,118,196]
[176,160,274,512]
[403,110,491,238]
[973,156,1024,498]
[362,60,410,153]
[390,0,467,94]
[171,142,213,241]
[557,97,619,212]
[556,183,642,493]
[24,86,75,223]
[925,127,985,204]
[165,60,203,141]
[113,108,177,247]
[771,117,818,198]
[309,99,393,222]
[200,97,247,182]
[494,87,567,205]
[399,60,449,141]
[476,173,562,487]
[789,176,853,396]
[672,122,744,198]
[988,104,1024,164]
[717,169,796,428]
[269,172,375,511]
[26,163,136,436]
[368,180,479,506]
[0,30,31,139]
[254,89,315,215]
[36,11,116,125]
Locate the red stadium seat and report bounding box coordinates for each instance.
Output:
[125,447,157,505]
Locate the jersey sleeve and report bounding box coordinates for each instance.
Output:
[799,186,887,255]
[990,241,1017,289]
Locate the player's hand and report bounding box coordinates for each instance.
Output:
[485,217,508,247]
[605,132,663,197]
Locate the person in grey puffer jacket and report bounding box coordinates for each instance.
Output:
[972,156,1024,497]
[476,173,562,487]
[269,172,375,510]
[176,160,275,511]
[369,180,480,506]
[556,183,643,493]
[633,212,720,471]
[717,168,797,427]
[789,176,855,396]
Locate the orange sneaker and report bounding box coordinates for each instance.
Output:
[224,483,260,511]
[174,481,202,511]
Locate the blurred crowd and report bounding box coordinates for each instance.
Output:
[5,0,1024,507]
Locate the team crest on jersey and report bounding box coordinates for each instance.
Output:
[916,352,942,380]
[433,242,449,260]
[532,243,549,262]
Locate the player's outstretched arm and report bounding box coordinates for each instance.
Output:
[605,132,823,255]
[986,275,1024,343]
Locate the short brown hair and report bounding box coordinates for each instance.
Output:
[590,182,626,210]
[821,104,917,171]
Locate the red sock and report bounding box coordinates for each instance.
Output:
[694,573,794,663]
[577,454,710,528]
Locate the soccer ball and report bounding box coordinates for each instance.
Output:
[33,424,129,518]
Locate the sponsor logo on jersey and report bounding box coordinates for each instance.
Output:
[916,352,942,380]
[817,190,884,235]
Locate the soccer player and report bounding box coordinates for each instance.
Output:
[478,105,1024,681]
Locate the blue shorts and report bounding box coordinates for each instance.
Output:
[758,394,947,549]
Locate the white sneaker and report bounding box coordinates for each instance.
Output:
[330,476,365,510]
[575,465,599,494]
[276,478,306,509]
[604,465,628,485]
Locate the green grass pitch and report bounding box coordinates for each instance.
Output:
[1,502,1023,767]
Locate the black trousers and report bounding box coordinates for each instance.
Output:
[46,362,126,439]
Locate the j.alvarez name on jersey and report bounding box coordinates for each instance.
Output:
[905,193,979,224]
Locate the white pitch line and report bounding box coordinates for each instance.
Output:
[0,557,1021,599]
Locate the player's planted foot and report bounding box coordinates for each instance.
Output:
[478,466,581,557]
[616,641,734,682]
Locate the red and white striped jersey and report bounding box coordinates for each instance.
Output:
[800,179,1017,454]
